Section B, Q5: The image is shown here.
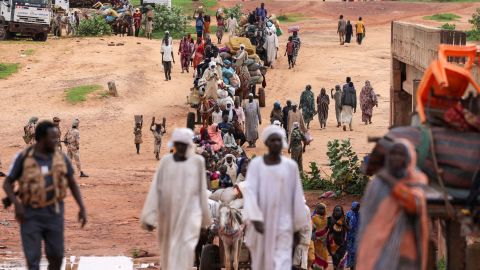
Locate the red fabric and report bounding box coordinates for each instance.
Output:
[286,41,294,55]
[133,12,142,28]
[444,103,473,132]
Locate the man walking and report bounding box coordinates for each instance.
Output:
[244,93,262,148]
[282,100,292,135]
[243,125,309,270]
[161,38,175,81]
[341,81,357,131]
[3,121,87,270]
[299,85,316,129]
[64,119,88,177]
[331,85,343,127]
[338,15,346,45]
[355,17,366,45]
[141,128,211,270]
[227,13,238,37]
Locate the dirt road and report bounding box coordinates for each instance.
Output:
[0,0,479,261]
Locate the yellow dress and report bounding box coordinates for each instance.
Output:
[312,214,329,270]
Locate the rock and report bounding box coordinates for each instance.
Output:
[107,81,118,97]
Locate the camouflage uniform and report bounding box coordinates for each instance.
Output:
[24,122,37,145]
[290,127,306,172]
[53,117,62,150]
[64,127,82,173]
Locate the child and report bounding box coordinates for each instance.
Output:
[218,165,232,188]
[223,127,237,148]
[133,122,143,154]
[285,36,295,69]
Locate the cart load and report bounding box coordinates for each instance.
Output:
[226,37,256,55]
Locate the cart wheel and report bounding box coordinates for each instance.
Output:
[199,244,222,270]
[187,112,196,130]
[258,88,266,107]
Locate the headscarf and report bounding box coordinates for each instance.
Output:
[208,123,224,151]
[261,125,288,149]
[357,139,428,270]
[273,101,281,110]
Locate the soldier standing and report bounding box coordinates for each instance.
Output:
[150,119,166,160]
[134,121,143,155]
[23,117,38,145]
[64,119,88,178]
[2,121,87,270]
[53,117,62,151]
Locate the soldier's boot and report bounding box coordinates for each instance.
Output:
[80,171,89,178]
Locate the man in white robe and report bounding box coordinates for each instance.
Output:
[140,128,211,270]
[227,14,238,37]
[243,125,309,270]
[202,61,220,100]
[264,30,279,68]
[293,202,313,269]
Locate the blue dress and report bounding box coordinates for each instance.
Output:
[346,202,360,268]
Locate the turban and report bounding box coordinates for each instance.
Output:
[209,61,216,67]
[168,128,194,148]
[72,118,80,127]
[292,122,300,129]
[273,120,281,126]
[261,125,288,149]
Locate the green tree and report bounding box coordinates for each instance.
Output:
[153,5,188,36]
[78,15,112,37]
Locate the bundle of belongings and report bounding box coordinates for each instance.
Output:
[93,1,133,24]
[365,45,480,237]
[190,36,268,110]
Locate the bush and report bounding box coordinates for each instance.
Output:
[301,162,334,191]
[440,23,456,30]
[78,15,112,36]
[0,63,19,79]
[469,8,480,30]
[153,5,188,37]
[424,13,461,22]
[65,84,103,104]
[467,29,480,41]
[327,139,368,195]
[223,4,243,21]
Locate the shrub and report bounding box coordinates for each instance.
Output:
[78,15,112,36]
[469,8,480,30]
[152,5,188,37]
[301,162,334,191]
[327,139,368,195]
[440,23,456,30]
[424,13,461,22]
[223,4,243,21]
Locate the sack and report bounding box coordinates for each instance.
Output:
[305,132,313,144]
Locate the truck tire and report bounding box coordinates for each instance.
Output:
[199,244,221,270]
[0,26,10,41]
[33,33,47,42]
[187,112,196,130]
[258,88,266,107]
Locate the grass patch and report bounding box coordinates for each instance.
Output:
[131,0,140,6]
[172,0,217,16]
[65,84,103,104]
[277,13,305,23]
[22,49,35,56]
[0,63,19,79]
[424,13,461,22]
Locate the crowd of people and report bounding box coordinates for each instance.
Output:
[337,15,366,46]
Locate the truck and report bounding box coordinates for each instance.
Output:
[0,0,52,41]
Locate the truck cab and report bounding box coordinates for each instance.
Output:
[0,0,52,41]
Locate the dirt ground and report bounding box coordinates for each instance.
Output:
[1,0,479,264]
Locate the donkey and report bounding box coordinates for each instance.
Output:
[218,203,244,270]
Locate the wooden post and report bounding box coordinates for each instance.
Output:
[108,81,118,97]
[446,220,466,270]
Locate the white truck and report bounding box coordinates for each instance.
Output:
[0,0,52,41]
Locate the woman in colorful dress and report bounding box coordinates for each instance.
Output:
[179,35,192,73]
[216,9,225,44]
[359,80,378,125]
[312,203,329,270]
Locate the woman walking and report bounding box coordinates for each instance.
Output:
[359,80,378,125]
[216,9,225,44]
[179,36,192,73]
[317,88,330,129]
[312,203,329,270]
[345,21,353,44]
[327,205,349,270]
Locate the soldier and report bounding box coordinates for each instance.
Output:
[134,121,143,155]
[64,119,88,178]
[2,121,87,270]
[53,116,62,151]
[23,117,38,145]
[150,119,166,160]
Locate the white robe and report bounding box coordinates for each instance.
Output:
[243,156,308,270]
[264,33,278,66]
[140,154,211,270]
[202,68,219,100]
[227,17,238,36]
[293,205,312,269]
